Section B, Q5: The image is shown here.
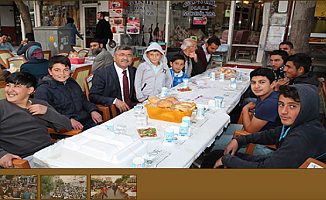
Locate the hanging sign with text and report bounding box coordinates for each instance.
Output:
[183,1,216,17]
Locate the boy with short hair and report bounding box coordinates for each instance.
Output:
[34,55,102,131]
[242,68,281,133]
[0,72,71,168]
[169,54,188,87]
[135,42,172,102]
[202,84,326,168]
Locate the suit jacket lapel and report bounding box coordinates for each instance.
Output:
[127,66,134,98]
[109,65,122,97]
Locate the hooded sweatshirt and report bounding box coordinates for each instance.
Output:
[135,42,172,102]
[222,84,326,168]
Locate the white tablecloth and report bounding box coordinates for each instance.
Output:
[33,67,253,168]
[71,60,93,73]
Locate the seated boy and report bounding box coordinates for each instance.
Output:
[0,72,71,168]
[135,42,172,102]
[201,84,326,168]
[242,68,281,133]
[275,53,319,91]
[34,55,102,131]
[169,54,189,87]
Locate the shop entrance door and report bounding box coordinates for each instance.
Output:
[81,5,97,48]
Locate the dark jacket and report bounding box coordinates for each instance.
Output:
[290,71,319,88]
[196,45,212,70]
[95,19,113,40]
[20,58,49,84]
[89,64,137,114]
[222,84,326,168]
[166,50,204,77]
[35,76,99,127]
[17,41,42,59]
[273,65,286,81]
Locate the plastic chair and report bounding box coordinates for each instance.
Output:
[84,74,117,122]
[6,56,26,69]
[71,65,92,92]
[55,51,70,57]
[77,49,90,57]
[43,50,52,60]
[0,50,14,68]
[0,81,6,100]
[299,158,326,168]
[130,56,142,68]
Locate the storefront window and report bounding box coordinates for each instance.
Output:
[127,1,167,46]
[40,1,80,30]
[169,1,231,47]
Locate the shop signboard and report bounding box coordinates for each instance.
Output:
[193,17,207,25]
[183,1,217,17]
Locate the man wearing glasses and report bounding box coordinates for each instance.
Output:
[167,38,204,77]
[89,45,137,115]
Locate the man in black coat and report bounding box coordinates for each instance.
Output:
[89,45,137,115]
[95,12,113,50]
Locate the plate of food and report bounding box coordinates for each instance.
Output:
[176,87,193,93]
[136,126,160,139]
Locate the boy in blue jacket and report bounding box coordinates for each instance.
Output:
[34,56,102,131]
[169,54,188,87]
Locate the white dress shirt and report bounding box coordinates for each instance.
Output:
[113,62,130,104]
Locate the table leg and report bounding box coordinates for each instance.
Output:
[234,47,239,62]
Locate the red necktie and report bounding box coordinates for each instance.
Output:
[122,70,133,109]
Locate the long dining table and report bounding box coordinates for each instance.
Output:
[33,67,253,168]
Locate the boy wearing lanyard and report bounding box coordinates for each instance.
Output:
[202,84,326,168]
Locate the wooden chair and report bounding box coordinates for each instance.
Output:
[318,77,326,129]
[0,50,14,68]
[130,56,142,68]
[234,110,276,155]
[12,159,31,168]
[6,56,26,69]
[43,50,52,60]
[84,74,117,122]
[71,65,92,92]
[299,157,326,168]
[55,51,70,57]
[0,81,6,100]
[77,49,90,57]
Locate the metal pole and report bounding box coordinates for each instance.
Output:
[227,1,236,61]
[165,1,170,52]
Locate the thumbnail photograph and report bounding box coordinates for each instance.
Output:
[41,175,87,199]
[0,175,37,199]
[91,175,137,199]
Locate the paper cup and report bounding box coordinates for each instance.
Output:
[133,157,144,168]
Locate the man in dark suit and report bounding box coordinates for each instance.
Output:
[12,187,21,198]
[89,45,137,114]
[196,36,221,70]
[167,38,204,78]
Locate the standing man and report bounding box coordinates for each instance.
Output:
[89,39,114,74]
[196,36,221,70]
[95,12,113,50]
[279,41,294,56]
[270,50,288,81]
[167,38,204,77]
[0,33,16,53]
[112,183,118,196]
[89,45,137,115]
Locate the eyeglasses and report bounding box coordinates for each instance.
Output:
[117,53,133,58]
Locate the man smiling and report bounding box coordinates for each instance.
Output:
[241,68,281,133]
[202,84,326,168]
[89,45,137,114]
